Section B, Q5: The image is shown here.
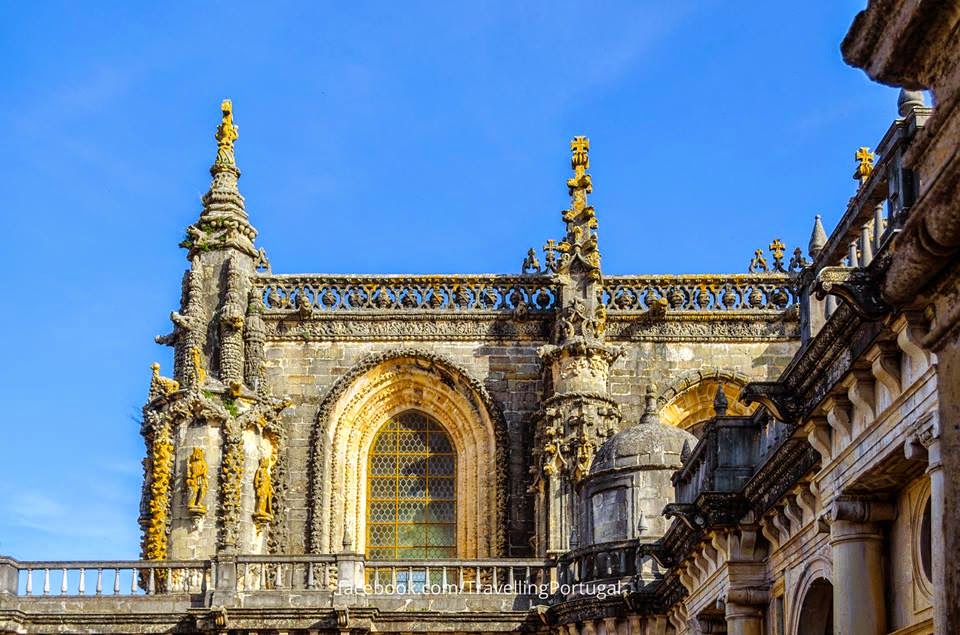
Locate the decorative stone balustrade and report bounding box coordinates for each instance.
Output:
[255,275,558,313]
[363,559,552,594]
[601,274,797,312]
[254,273,799,315]
[9,560,211,596]
[557,539,646,587]
[672,416,765,507]
[0,556,553,598]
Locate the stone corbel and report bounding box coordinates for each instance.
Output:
[783,495,804,530]
[739,381,801,424]
[771,508,792,543]
[843,369,876,424]
[793,483,817,524]
[815,266,891,320]
[709,530,729,564]
[893,311,932,373]
[759,514,781,551]
[701,541,720,575]
[805,416,832,462]
[727,522,760,561]
[822,396,853,448]
[866,342,902,396]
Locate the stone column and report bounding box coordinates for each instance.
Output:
[829,497,895,635]
[724,576,767,635]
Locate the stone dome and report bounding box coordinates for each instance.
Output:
[590,387,697,474]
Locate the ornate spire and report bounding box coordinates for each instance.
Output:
[181,99,259,260]
[551,136,601,281]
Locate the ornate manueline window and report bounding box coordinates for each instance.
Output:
[366,411,456,559]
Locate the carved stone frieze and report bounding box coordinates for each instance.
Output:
[260,313,798,342]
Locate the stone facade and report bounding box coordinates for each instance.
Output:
[1,3,958,633]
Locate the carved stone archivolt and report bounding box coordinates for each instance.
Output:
[308,349,509,557]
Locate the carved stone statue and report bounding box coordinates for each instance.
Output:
[253,456,274,524]
[215,99,239,167]
[186,447,208,515]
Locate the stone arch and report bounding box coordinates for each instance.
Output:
[790,557,834,635]
[658,367,756,431]
[308,349,508,556]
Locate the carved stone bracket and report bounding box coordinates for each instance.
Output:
[739,381,802,424]
[815,266,891,320]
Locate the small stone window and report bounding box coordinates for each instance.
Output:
[366,411,456,560]
[591,487,627,543]
[920,496,932,582]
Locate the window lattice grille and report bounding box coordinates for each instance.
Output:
[366,411,456,560]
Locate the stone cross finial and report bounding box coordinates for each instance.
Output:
[769,239,786,272]
[714,384,728,417]
[565,136,594,206]
[854,147,875,184]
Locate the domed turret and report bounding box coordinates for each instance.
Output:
[579,386,697,546]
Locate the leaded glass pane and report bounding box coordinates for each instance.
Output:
[428,433,452,453]
[397,454,425,476]
[428,478,454,499]
[398,477,427,498]
[366,411,457,560]
[426,524,455,546]
[370,478,395,498]
[398,431,427,453]
[368,524,396,545]
[398,524,426,545]
[427,501,455,523]
[370,455,396,476]
[428,455,454,475]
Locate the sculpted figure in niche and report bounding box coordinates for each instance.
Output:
[253,456,274,524]
[186,447,208,514]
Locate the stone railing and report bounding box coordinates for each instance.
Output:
[601,274,797,313]
[671,416,763,506]
[0,555,553,597]
[254,274,559,313]
[253,273,799,315]
[6,559,211,596]
[556,539,665,595]
[810,105,932,324]
[363,558,552,594]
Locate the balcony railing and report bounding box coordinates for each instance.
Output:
[0,556,554,598]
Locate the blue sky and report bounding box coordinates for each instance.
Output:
[0,1,899,559]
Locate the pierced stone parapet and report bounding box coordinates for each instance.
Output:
[601,274,797,312]
[254,274,558,313]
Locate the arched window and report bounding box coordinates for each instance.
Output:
[366,411,456,560]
